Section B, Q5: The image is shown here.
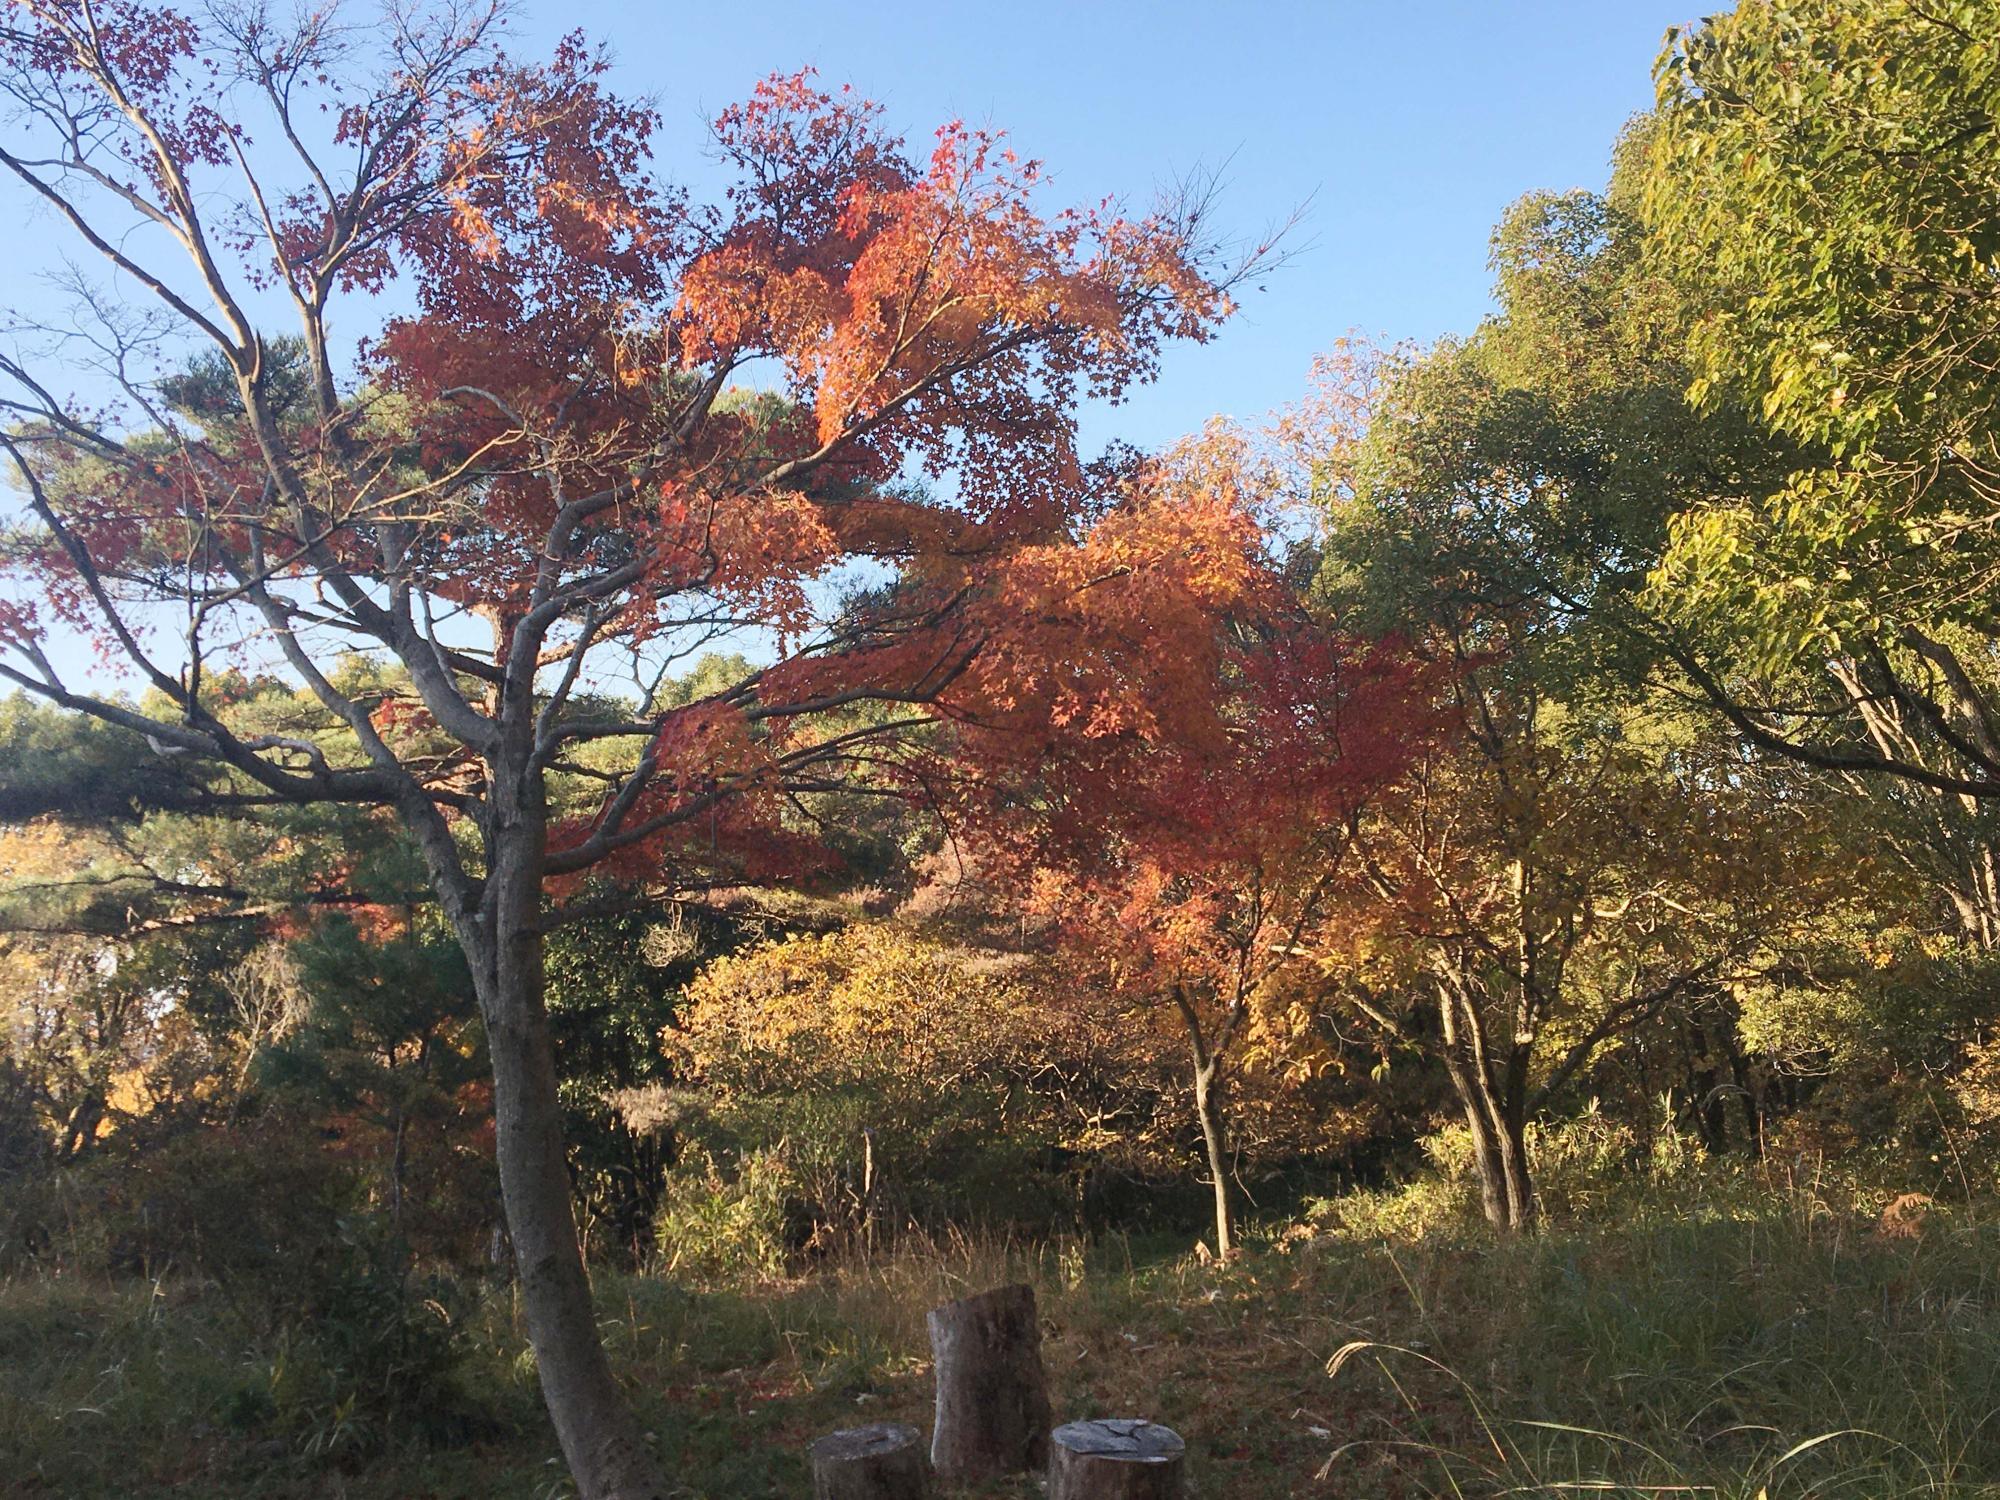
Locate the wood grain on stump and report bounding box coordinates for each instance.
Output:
[926,1282,1052,1478]
[808,1422,931,1500]
[1048,1418,1186,1500]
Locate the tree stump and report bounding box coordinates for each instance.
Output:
[926,1282,1052,1478]
[1048,1419,1186,1499]
[808,1423,931,1500]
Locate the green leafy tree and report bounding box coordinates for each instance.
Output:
[1302,193,1859,1228]
[1641,1,2000,818]
[259,913,487,1241]
[542,908,707,1261]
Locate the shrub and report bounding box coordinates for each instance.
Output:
[652,1141,792,1282]
[668,927,1114,1254]
[0,1121,359,1280]
[249,1215,486,1454]
[0,1120,488,1455]
[1315,1106,1705,1240]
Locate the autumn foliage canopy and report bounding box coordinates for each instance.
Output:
[0,0,1301,910]
[0,8,1316,1486]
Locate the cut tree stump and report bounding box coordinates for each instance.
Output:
[808,1422,931,1500]
[1048,1419,1186,1500]
[926,1282,1052,1478]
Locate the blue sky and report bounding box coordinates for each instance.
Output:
[2,1,1686,689]
[518,0,1685,449]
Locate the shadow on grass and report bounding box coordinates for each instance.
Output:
[5,1205,1999,1497]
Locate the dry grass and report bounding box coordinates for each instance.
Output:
[4,1180,1998,1497]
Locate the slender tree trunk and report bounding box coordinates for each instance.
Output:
[1436,983,1535,1235]
[460,790,665,1500]
[1457,1090,1510,1231]
[1948,840,2000,951]
[1496,1109,1534,1232]
[388,1104,407,1232]
[1191,1059,1234,1258]
[1172,988,1235,1258]
[1726,1036,1764,1157]
[1978,843,2000,951]
[861,1125,879,1257]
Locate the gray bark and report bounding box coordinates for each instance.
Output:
[459,780,666,1500]
[1049,1419,1186,1500]
[809,1423,932,1499]
[1191,1060,1233,1258]
[1435,981,1535,1235]
[1171,987,1239,1259]
[927,1283,1052,1478]
[1454,1074,1535,1234]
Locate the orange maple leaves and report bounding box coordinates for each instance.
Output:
[3,7,1287,913]
[945,428,1443,1017]
[676,71,1231,517]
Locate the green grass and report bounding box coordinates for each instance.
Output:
[4,1181,1998,1497]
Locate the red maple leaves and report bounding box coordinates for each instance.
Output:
[0,8,1326,915]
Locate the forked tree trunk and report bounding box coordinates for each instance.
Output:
[1448,1079,1535,1235]
[460,799,666,1500]
[1460,1095,1505,1228]
[1172,987,1238,1259]
[1436,981,1536,1236]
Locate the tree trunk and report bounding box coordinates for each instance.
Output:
[809,1423,932,1499]
[58,1094,103,1162]
[1725,1034,1765,1157]
[1172,988,1237,1260]
[1497,1111,1534,1232]
[462,809,665,1500]
[861,1124,879,1256]
[1451,1089,1534,1235]
[388,1104,407,1232]
[927,1283,1052,1478]
[1191,1060,1233,1258]
[1436,983,1536,1235]
[1460,1096,1510,1230]
[1048,1419,1185,1499]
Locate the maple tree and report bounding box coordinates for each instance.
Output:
[0,5,1267,1492]
[954,433,1435,1255]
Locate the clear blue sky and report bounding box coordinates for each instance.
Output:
[517,0,1686,449]
[3,1,1687,689]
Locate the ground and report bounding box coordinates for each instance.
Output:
[4,1179,1996,1497]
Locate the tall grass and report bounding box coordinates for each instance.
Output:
[2,1169,1996,1496]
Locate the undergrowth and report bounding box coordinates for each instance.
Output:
[2,1161,1995,1498]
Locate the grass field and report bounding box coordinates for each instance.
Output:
[4,1173,1997,1498]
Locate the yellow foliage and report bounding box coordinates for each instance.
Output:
[674,925,1055,1093]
